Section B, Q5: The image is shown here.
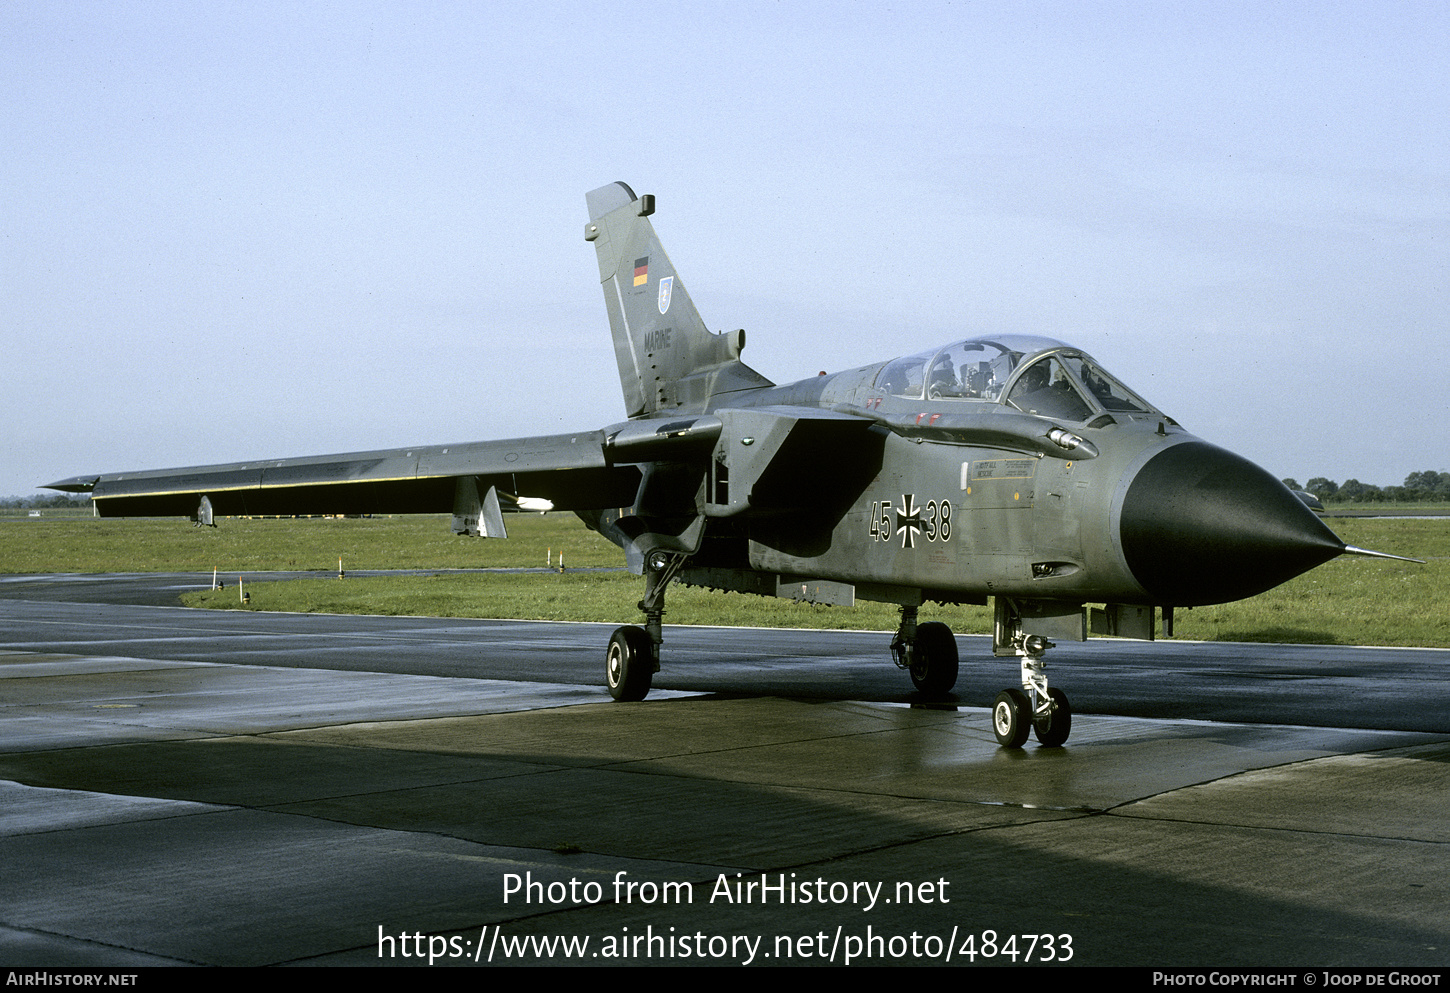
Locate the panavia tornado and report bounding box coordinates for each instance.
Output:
[46,182,1416,747]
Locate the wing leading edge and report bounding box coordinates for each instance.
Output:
[45,432,643,519]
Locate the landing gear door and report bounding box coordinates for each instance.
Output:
[994,598,1086,657]
[1090,604,1155,640]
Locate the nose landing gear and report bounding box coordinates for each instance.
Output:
[992,599,1073,748]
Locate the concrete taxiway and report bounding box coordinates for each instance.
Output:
[1,574,1447,967]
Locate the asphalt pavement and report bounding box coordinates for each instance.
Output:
[1,574,1447,968]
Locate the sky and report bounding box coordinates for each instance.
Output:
[4,0,1447,499]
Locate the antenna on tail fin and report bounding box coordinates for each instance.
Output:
[585,182,771,419]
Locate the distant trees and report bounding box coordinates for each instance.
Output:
[0,494,92,509]
[1290,471,1450,504]
[1405,470,1450,495]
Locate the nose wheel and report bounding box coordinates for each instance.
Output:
[992,680,1072,748]
[1030,687,1072,746]
[992,689,1031,748]
[992,598,1073,748]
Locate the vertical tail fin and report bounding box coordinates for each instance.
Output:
[585,182,771,418]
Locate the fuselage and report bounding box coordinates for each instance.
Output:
[691,335,1344,610]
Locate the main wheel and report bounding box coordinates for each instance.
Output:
[1032,688,1072,747]
[606,625,654,701]
[992,689,1031,748]
[908,621,960,695]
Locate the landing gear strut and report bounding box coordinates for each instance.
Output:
[890,606,959,695]
[605,549,687,701]
[992,598,1073,747]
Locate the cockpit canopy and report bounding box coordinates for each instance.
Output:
[874,335,1161,423]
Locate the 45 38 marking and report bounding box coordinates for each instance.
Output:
[870,495,952,548]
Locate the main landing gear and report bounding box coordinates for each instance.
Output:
[890,605,959,695]
[605,626,653,701]
[991,600,1072,748]
[602,566,1072,751]
[604,549,687,702]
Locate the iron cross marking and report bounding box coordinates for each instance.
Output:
[894,494,923,548]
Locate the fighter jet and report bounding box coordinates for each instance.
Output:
[45,181,1416,747]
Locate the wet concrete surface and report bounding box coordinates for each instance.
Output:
[1,575,1447,967]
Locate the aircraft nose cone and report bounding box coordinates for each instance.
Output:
[1119,441,1345,606]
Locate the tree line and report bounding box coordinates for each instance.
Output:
[1282,471,1450,504]
[1,494,92,509]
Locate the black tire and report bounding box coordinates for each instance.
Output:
[1032,688,1072,747]
[606,626,653,701]
[992,689,1031,748]
[909,621,960,695]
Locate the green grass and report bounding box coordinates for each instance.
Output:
[0,514,618,574]
[183,569,980,632]
[2,513,1446,647]
[0,507,96,519]
[1322,503,1450,516]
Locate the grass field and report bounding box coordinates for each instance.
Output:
[2,513,1444,647]
[0,507,96,519]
